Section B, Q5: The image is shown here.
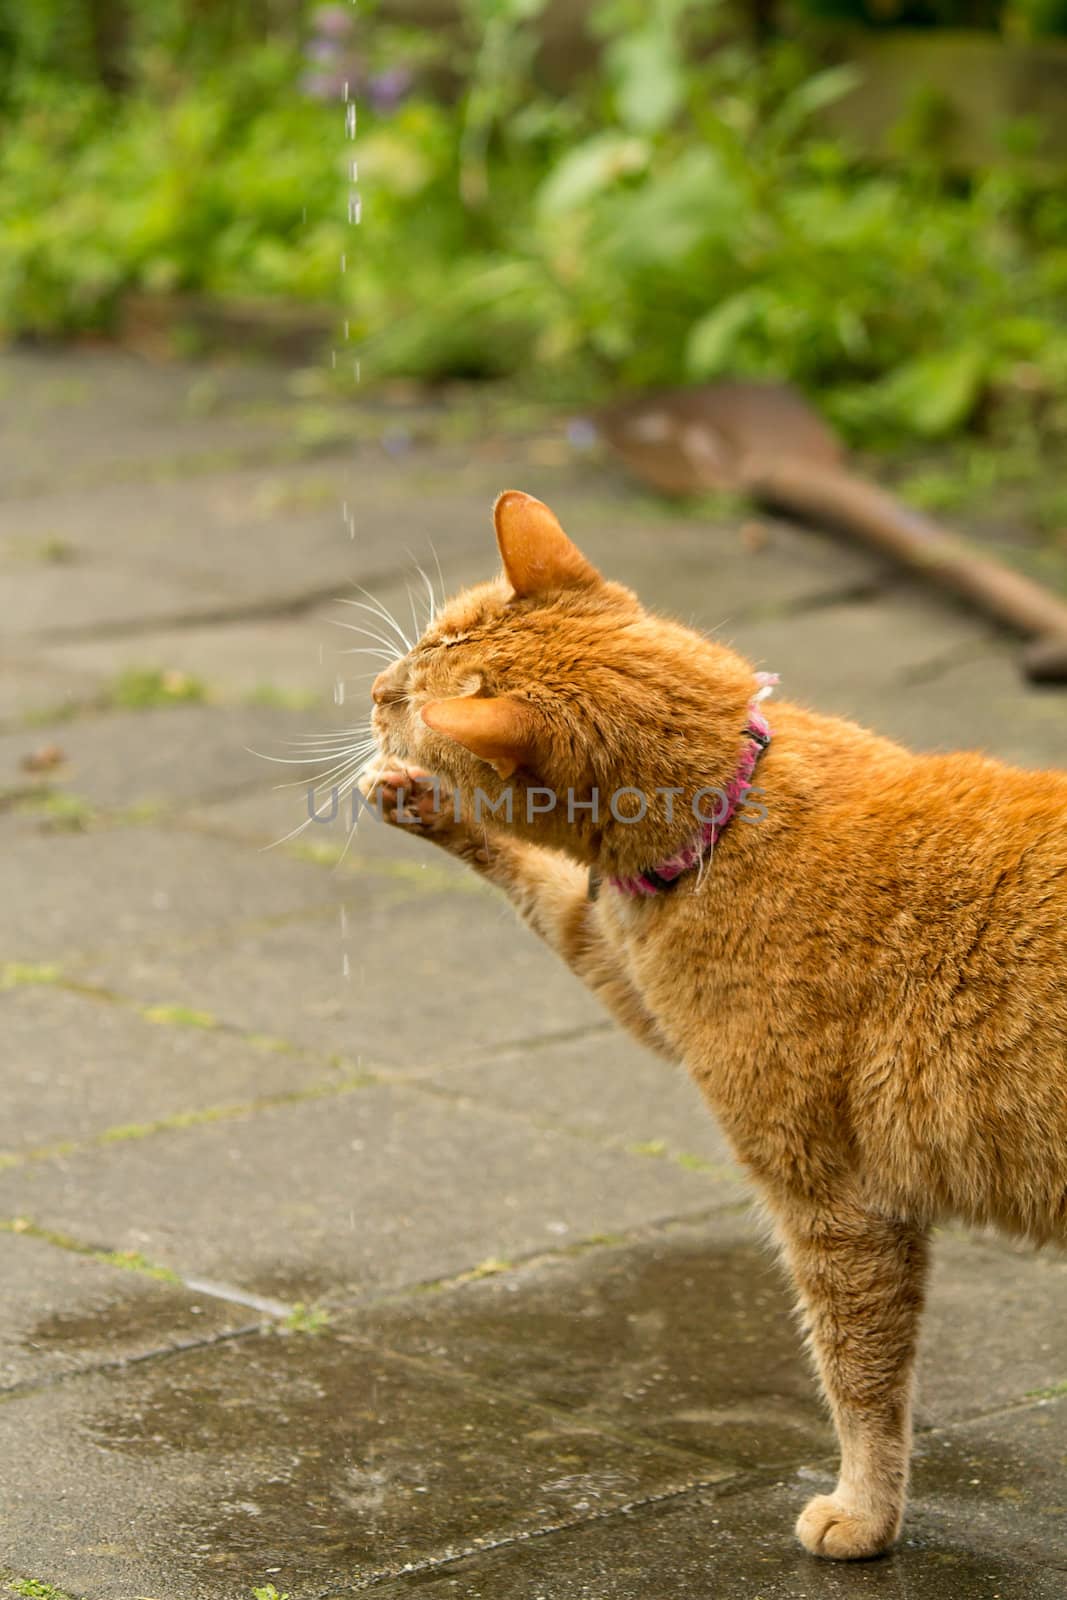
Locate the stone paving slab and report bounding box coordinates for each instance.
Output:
[729,589,993,722]
[0,348,290,438]
[731,610,1067,765]
[0,1232,250,1393]
[1,565,223,641]
[921,1397,1067,1568]
[421,1033,742,1167]
[351,462,894,630]
[0,703,312,816]
[0,1318,731,1600]
[2,1217,1063,1600]
[0,826,343,964]
[353,1212,831,1476]
[921,1231,1067,1424]
[0,984,347,1158]
[0,351,347,500]
[362,1455,1067,1600]
[3,458,896,650]
[865,647,1067,768]
[0,455,499,622]
[1,474,409,619]
[39,611,346,707]
[75,880,604,1062]
[182,784,475,880]
[0,1085,729,1303]
[0,654,104,729]
[570,502,892,628]
[351,1214,1067,1460]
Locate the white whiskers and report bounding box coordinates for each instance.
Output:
[253,558,448,866]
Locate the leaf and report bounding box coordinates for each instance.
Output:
[602,148,741,272]
[536,133,650,218]
[686,289,765,377]
[870,346,988,439]
[606,28,685,135]
[771,64,862,141]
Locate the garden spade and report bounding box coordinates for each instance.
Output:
[596,381,1067,684]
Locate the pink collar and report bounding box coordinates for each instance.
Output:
[597,677,776,900]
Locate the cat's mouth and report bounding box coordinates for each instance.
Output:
[369,715,411,767]
[370,703,400,750]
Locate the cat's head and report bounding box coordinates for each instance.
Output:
[369,491,757,870]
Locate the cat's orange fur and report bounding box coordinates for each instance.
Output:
[360,490,1067,1560]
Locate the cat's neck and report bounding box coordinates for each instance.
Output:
[550,698,905,884]
[518,676,770,879]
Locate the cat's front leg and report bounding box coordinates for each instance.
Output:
[772,1196,930,1560]
[360,764,674,1058]
[361,763,592,936]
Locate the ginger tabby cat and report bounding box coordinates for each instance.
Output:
[359,490,1067,1560]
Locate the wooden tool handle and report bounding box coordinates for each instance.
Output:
[749,458,1067,645]
[1022,635,1067,684]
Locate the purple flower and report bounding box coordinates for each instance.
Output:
[368,67,414,114]
[301,69,353,102]
[300,71,334,101]
[304,39,340,64]
[567,417,599,451]
[313,5,354,41]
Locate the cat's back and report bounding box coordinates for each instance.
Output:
[676,709,1067,1236]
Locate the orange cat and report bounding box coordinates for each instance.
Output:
[359,490,1067,1560]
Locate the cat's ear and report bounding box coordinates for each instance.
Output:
[494,490,600,598]
[421,694,538,781]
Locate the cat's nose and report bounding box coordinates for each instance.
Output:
[371,669,398,705]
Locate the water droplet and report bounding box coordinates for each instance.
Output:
[340,905,348,938]
[340,252,347,273]
[334,680,346,706]
[331,349,337,369]
[343,80,349,103]
[345,103,357,139]
[348,192,362,226]
[342,952,351,979]
[344,319,350,341]
[350,159,359,183]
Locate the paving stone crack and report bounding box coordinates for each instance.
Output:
[318,1459,812,1594]
[0,1322,264,1405]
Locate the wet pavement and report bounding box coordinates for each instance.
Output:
[1,349,1065,1600]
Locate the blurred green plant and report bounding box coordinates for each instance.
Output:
[793,0,1067,37]
[1,2,1066,449]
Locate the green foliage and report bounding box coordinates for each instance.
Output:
[1,10,1066,449]
[8,1580,75,1600]
[141,1003,216,1028]
[109,667,208,708]
[794,0,1067,35]
[283,1301,332,1334]
[0,962,63,990]
[0,48,345,333]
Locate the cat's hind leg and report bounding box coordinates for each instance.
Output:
[772,1197,930,1560]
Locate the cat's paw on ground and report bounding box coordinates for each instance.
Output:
[796,1493,899,1560]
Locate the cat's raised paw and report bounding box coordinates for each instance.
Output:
[358,762,472,853]
[796,1494,899,1561]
